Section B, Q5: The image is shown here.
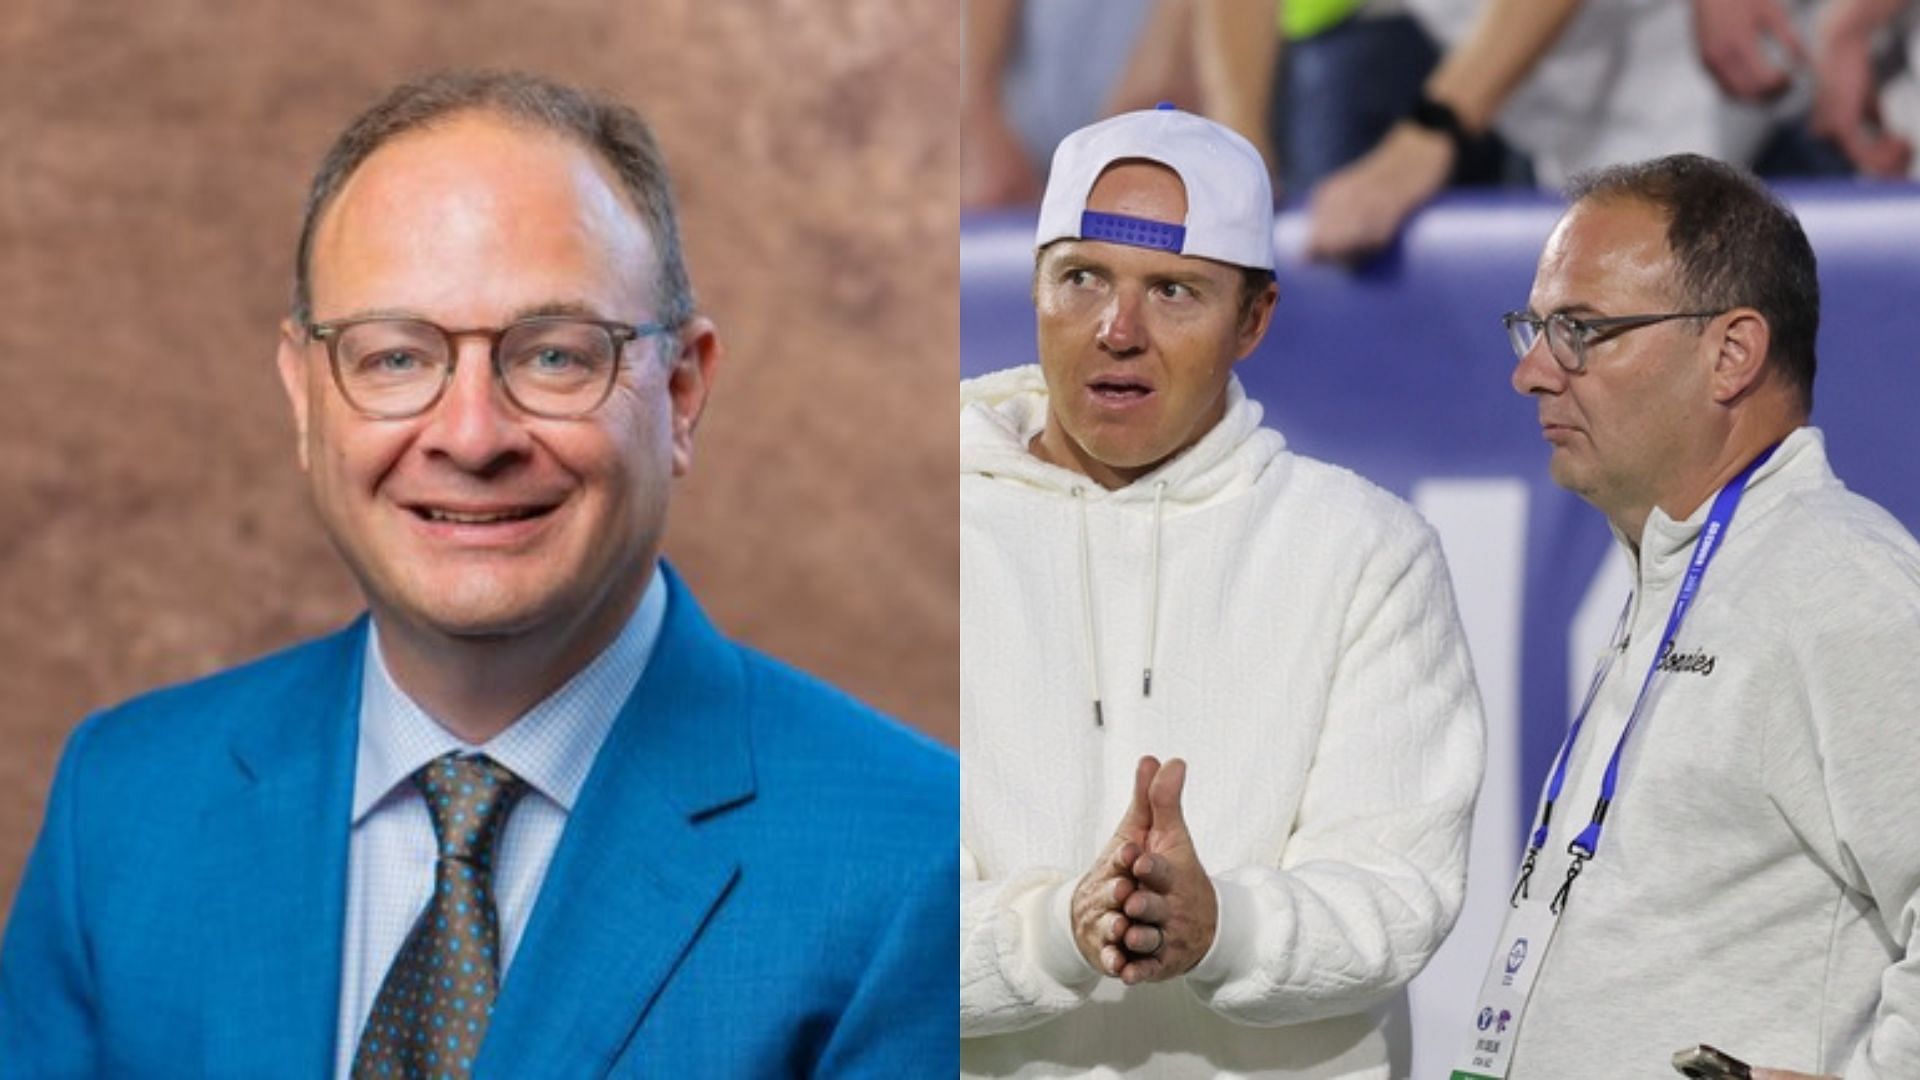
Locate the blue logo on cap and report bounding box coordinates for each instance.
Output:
[1080,211,1186,254]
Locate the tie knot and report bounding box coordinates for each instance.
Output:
[411,753,527,864]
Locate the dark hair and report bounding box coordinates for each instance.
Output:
[290,69,694,331]
[1236,268,1276,324]
[1566,153,1818,410]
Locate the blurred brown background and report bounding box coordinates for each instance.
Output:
[0,1,958,922]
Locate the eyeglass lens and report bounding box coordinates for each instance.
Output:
[1506,314,1583,371]
[331,318,620,417]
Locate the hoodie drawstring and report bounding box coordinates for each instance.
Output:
[1073,486,1105,726]
[1143,481,1165,697]
[1075,482,1168,725]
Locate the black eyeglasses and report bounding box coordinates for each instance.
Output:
[308,315,675,419]
[1502,310,1722,373]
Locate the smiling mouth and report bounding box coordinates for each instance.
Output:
[411,505,555,525]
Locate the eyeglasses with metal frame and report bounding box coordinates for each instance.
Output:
[307,315,676,420]
[1501,310,1723,374]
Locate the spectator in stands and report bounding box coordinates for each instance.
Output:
[1305,0,1830,262]
[960,105,1485,1078]
[1459,152,1920,1079]
[1272,0,1522,197]
[1809,0,1915,175]
[963,0,1276,209]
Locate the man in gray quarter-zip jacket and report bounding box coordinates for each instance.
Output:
[1482,153,1920,1080]
[959,105,1487,1078]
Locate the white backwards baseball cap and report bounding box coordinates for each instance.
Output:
[1035,104,1275,272]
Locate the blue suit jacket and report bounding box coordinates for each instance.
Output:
[0,569,957,1077]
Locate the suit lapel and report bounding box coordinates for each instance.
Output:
[480,571,756,1078]
[193,623,364,1075]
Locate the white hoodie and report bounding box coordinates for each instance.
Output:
[960,365,1487,1078]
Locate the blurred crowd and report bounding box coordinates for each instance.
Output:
[963,0,1920,262]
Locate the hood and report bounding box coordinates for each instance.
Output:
[961,365,1289,723]
[959,364,1285,505]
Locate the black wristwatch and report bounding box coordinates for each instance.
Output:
[1406,93,1471,158]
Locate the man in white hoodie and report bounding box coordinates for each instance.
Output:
[960,105,1487,1078]
[1454,153,1920,1080]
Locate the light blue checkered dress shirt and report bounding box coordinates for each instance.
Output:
[332,570,667,1077]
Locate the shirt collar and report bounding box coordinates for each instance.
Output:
[1619,425,1827,578]
[351,567,670,823]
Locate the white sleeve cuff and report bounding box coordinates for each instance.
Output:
[1022,875,1101,989]
[1187,874,1256,989]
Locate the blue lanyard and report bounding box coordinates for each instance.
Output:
[1514,444,1778,912]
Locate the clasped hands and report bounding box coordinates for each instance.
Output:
[1069,755,1217,986]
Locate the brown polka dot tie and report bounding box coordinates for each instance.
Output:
[352,753,527,1079]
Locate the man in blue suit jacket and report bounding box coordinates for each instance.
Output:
[0,70,956,1078]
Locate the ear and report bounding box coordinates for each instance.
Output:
[275,319,315,473]
[1233,281,1280,363]
[1708,307,1771,404]
[665,315,721,478]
